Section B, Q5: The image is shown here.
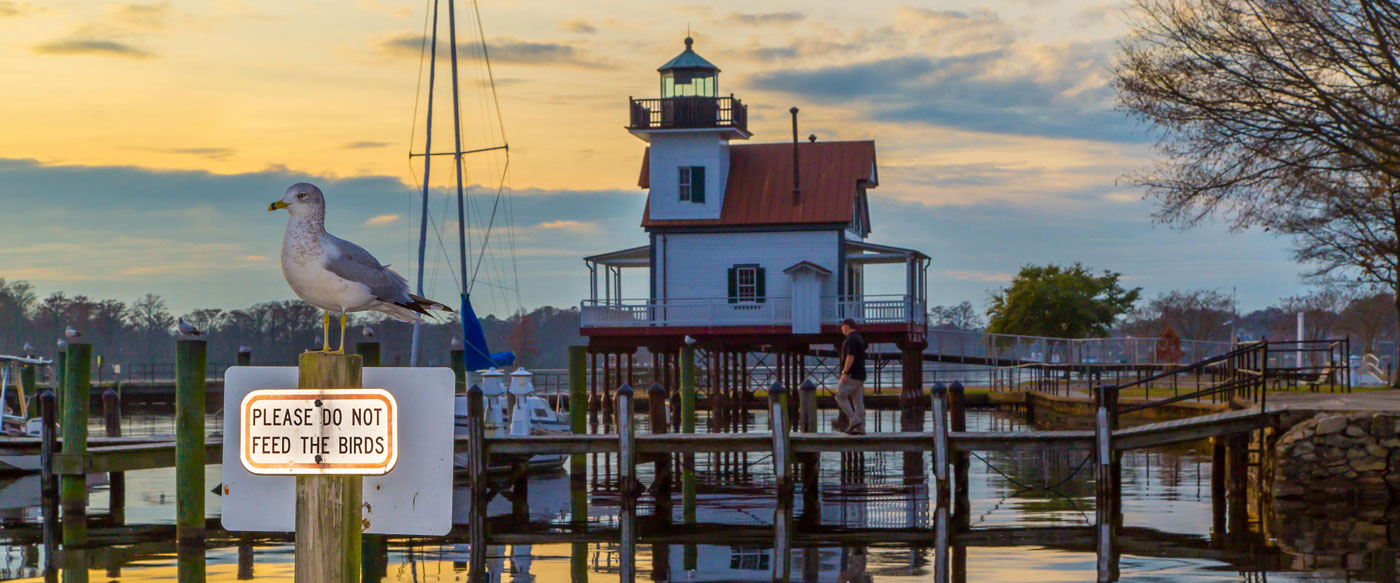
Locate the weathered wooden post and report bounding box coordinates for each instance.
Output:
[237,543,255,580]
[466,385,486,500]
[39,391,58,571]
[772,501,793,583]
[931,382,949,502]
[294,352,363,583]
[53,351,66,415]
[570,486,589,582]
[769,382,792,495]
[60,342,90,547]
[20,364,36,419]
[102,388,124,526]
[647,382,671,495]
[449,348,465,394]
[569,346,587,480]
[1094,386,1115,515]
[798,379,819,503]
[618,498,636,583]
[679,347,696,517]
[354,342,389,583]
[617,384,636,499]
[237,347,252,367]
[175,339,206,549]
[355,342,381,367]
[948,380,969,528]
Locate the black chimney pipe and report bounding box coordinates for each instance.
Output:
[790,107,801,205]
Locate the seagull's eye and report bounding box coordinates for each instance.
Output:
[297,193,306,199]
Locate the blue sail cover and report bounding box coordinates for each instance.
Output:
[460,292,516,371]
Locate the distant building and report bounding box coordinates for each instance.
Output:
[581,37,928,389]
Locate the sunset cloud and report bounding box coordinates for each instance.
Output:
[364,214,401,226]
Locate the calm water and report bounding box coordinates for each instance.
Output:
[0,408,1394,582]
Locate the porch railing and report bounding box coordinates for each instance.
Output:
[580,295,923,328]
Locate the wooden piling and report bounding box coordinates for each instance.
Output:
[617,385,636,499]
[931,382,949,501]
[39,391,57,566]
[237,349,252,367]
[53,351,66,415]
[355,342,381,367]
[770,382,792,495]
[175,340,206,547]
[449,348,465,394]
[798,380,818,501]
[679,347,697,520]
[1094,387,1115,515]
[294,352,363,583]
[20,364,35,419]
[949,381,969,527]
[569,346,588,478]
[648,382,671,495]
[60,342,90,547]
[102,388,124,526]
[467,385,486,499]
[355,341,387,582]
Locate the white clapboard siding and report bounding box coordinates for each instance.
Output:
[655,230,841,301]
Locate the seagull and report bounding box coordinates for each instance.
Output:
[269,183,453,353]
[363,326,375,340]
[64,326,81,340]
[57,339,67,349]
[450,337,463,349]
[684,335,697,346]
[238,345,252,354]
[22,342,33,355]
[177,317,203,337]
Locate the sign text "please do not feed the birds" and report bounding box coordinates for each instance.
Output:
[239,388,398,475]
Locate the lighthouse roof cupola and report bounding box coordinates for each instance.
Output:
[659,36,719,98]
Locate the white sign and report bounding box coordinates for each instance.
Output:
[240,388,398,475]
[222,367,454,536]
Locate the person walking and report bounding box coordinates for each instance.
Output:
[836,318,867,435]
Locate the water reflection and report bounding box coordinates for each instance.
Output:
[4,409,1400,581]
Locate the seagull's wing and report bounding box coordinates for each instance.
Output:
[323,235,415,306]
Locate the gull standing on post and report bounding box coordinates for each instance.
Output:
[64,326,81,340]
[269,182,454,353]
[177,317,203,338]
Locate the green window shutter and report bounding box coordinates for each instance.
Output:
[727,267,737,304]
[691,166,706,203]
[755,267,766,303]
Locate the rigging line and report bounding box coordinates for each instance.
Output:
[469,0,508,145]
[468,156,511,292]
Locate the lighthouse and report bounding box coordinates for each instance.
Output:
[582,37,928,398]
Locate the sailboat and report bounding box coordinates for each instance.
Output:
[405,0,567,474]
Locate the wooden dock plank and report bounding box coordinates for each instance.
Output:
[53,441,223,475]
[1112,409,1274,451]
[487,435,619,455]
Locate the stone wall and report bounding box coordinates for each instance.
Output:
[1272,412,1400,501]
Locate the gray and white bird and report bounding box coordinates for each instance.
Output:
[269,183,452,353]
[22,342,33,355]
[238,345,252,354]
[64,325,81,340]
[684,335,697,346]
[57,339,67,349]
[177,317,203,337]
[362,326,375,340]
[450,337,463,349]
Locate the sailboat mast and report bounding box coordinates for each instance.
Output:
[409,0,441,368]
[445,0,472,339]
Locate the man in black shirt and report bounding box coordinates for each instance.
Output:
[836,318,867,435]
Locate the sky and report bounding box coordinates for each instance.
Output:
[0,0,1307,318]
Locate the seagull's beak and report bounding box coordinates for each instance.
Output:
[268,200,289,212]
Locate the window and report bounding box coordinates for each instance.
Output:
[678,166,705,203]
[728,264,765,304]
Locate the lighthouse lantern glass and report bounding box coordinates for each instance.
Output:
[662,70,717,99]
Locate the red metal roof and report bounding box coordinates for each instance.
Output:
[640,140,877,228]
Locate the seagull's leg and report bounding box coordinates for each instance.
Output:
[321,311,332,352]
[335,312,347,354]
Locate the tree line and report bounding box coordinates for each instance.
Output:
[0,278,584,371]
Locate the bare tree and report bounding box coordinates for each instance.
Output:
[1126,289,1237,341]
[1339,291,1397,355]
[1116,0,1400,365]
[1280,289,1346,341]
[929,301,987,331]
